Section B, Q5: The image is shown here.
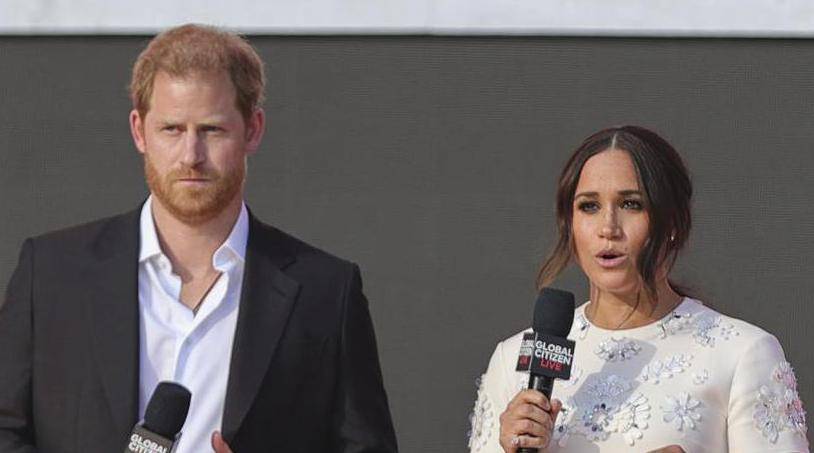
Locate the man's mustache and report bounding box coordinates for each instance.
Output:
[167,167,219,180]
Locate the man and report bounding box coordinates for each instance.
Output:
[0,24,397,453]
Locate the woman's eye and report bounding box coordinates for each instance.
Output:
[622,199,643,210]
[577,201,599,213]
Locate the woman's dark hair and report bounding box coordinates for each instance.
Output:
[536,125,693,299]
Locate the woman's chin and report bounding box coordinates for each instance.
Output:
[589,275,640,297]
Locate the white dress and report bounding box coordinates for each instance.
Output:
[468,298,809,453]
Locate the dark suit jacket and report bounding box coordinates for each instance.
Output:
[0,206,398,452]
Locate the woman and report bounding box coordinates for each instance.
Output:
[468,126,808,453]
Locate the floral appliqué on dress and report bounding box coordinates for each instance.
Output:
[468,375,495,451]
[662,392,702,431]
[611,392,651,445]
[596,337,641,362]
[564,375,651,445]
[693,313,739,347]
[657,310,694,338]
[639,354,694,384]
[553,401,574,447]
[753,361,807,443]
[692,369,710,385]
[574,312,590,339]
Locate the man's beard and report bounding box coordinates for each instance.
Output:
[144,154,245,226]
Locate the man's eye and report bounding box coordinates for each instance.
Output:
[622,199,643,210]
[577,201,599,213]
[162,126,180,133]
[201,126,223,133]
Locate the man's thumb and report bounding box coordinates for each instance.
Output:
[211,431,232,453]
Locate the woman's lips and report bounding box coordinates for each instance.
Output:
[595,254,627,268]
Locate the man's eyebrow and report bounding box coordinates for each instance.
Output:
[200,118,230,125]
[154,117,231,126]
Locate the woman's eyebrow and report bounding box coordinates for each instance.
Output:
[574,191,598,199]
[575,189,641,199]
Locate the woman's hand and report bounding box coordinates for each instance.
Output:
[499,389,562,452]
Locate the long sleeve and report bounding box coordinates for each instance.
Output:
[470,338,524,453]
[334,264,398,453]
[0,239,37,452]
[727,332,809,452]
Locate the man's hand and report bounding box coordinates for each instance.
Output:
[499,389,562,452]
[211,431,234,453]
[647,446,685,453]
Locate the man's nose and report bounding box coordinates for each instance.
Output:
[179,129,206,167]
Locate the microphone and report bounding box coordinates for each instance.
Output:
[125,381,191,453]
[515,288,576,453]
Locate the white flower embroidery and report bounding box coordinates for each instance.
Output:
[774,362,799,389]
[609,392,651,446]
[692,314,738,347]
[581,402,614,441]
[552,401,574,447]
[561,375,653,445]
[657,310,693,338]
[572,375,633,441]
[468,375,495,451]
[692,369,710,385]
[596,337,641,362]
[639,354,693,384]
[718,322,739,341]
[692,314,719,346]
[575,313,590,339]
[753,361,807,443]
[662,392,702,431]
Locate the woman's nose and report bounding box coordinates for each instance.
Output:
[598,210,622,239]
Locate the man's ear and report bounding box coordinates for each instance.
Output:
[130,109,147,155]
[245,108,266,156]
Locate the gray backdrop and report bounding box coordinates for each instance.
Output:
[1,36,813,450]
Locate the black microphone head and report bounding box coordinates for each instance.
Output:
[533,288,576,337]
[143,381,191,439]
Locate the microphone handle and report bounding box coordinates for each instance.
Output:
[517,374,555,453]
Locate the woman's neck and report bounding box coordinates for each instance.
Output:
[587,279,683,330]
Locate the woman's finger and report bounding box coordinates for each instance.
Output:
[510,433,551,450]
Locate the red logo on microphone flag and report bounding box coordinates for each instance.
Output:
[515,332,536,371]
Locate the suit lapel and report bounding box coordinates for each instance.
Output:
[85,209,141,437]
[222,216,300,441]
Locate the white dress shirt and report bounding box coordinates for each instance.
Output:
[138,196,248,453]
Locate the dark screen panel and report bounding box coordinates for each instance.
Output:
[1,36,812,450]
